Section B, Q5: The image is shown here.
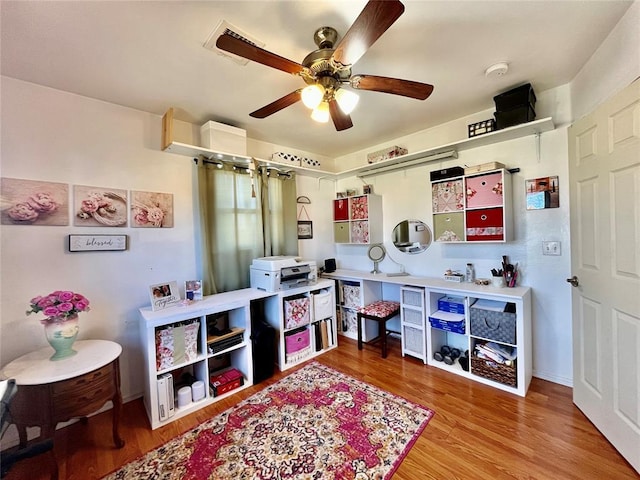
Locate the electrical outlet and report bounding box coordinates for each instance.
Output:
[542,241,561,256]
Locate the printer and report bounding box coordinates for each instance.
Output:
[250,256,317,292]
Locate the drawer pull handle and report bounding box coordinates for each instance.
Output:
[481,214,487,221]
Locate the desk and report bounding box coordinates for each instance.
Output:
[2,340,125,450]
[323,269,532,396]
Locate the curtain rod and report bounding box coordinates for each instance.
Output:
[193,157,293,178]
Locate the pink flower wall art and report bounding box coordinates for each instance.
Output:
[131,191,173,228]
[1,178,69,226]
[74,185,128,227]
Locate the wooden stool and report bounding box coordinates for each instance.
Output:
[357,300,401,358]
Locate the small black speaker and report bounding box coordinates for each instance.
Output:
[324,258,336,273]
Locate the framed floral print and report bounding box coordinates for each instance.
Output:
[1,178,69,226]
[131,191,174,228]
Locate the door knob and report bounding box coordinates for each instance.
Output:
[566,275,579,287]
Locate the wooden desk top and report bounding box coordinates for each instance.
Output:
[2,339,122,385]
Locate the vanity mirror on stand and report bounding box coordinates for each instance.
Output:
[367,244,386,274]
[392,220,432,254]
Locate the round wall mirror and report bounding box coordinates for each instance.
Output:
[392,220,432,254]
[367,244,386,274]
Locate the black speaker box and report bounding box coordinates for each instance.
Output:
[429,166,465,182]
[324,258,336,273]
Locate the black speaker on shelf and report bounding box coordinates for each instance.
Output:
[324,258,336,273]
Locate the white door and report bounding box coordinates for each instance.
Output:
[568,78,640,473]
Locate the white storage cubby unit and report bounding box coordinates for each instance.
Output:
[400,286,428,363]
[139,289,265,429]
[426,286,531,396]
[261,279,338,371]
[432,168,513,243]
[323,270,532,396]
[333,194,383,244]
[139,281,338,428]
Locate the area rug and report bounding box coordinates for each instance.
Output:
[104,361,434,480]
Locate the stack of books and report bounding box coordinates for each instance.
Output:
[313,319,334,352]
[474,342,517,365]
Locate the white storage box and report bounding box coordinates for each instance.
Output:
[200,121,247,155]
[312,290,333,321]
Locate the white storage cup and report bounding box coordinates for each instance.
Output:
[191,380,205,402]
[177,386,192,408]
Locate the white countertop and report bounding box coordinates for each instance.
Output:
[2,339,122,385]
[322,269,530,300]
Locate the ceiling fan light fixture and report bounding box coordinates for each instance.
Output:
[301,84,325,109]
[311,102,330,123]
[335,88,359,114]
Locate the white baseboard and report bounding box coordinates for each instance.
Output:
[533,370,573,388]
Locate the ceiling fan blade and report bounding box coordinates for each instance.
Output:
[250,91,302,118]
[329,99,353,131]
[216,33,306,75]
[332,0,405,67]
[351,75,434,100]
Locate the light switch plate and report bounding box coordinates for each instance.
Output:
[542,241,561,256]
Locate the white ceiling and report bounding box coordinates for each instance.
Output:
[1,1,633,157]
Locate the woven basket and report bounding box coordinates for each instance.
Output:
[471,355,517,387]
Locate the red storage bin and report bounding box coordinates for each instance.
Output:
[466,208,504,241]
[465,172,504,208]
[334,198,349,221]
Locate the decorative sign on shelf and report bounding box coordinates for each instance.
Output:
[68,234,127,252]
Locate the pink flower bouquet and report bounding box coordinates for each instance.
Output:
[27,291,90,324]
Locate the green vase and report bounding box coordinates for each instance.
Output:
[44,315,79,361]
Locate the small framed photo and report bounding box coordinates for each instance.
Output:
[69,234,128,252]
[297,221,313,239]
[185,280,203,301]
[363,184,373,194]
[149,281,180,311]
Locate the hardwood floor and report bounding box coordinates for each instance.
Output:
[5,337,638,480]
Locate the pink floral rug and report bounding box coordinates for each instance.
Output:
[104,362,434,479]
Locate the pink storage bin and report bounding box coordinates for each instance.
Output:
[285,327,311,354]
[350,196,369,219]
[465,172,504,208]
[284,295,310,329]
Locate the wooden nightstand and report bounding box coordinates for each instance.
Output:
[2,340,125,458]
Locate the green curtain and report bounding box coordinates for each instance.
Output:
[259,168,298,257]
[197,162,297,294]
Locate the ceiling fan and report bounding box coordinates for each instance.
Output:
[215,0,434,131]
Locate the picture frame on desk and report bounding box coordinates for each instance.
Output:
[149,281,180,311]
[185,280,203,301]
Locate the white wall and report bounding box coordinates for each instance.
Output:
[0,77,199,401]
[571,1,640,120]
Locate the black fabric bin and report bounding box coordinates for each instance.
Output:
[494,105,536,130]
[493,83,537,111]
[251,319,276,384]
